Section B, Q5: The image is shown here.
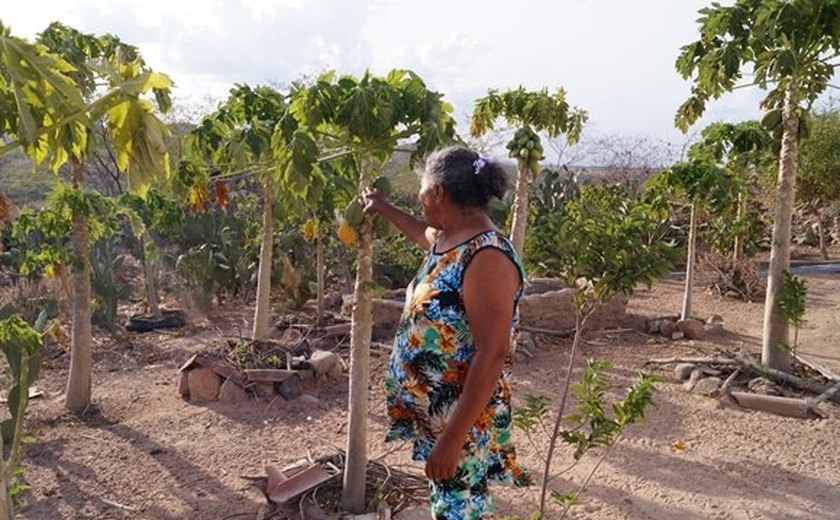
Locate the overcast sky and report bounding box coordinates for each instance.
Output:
[5,0,833,154]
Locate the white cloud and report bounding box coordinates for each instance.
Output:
[4,0,836,145]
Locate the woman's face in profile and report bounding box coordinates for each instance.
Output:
[418,172,443,228]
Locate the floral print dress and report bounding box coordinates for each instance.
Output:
[384,230,532,519]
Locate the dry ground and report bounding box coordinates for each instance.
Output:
[12,274,840,520]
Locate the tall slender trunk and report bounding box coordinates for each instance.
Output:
[762,86,800,372]
[342,163,375,514]
[509,164,531,257]
[252,178,275,340]
[316,228,325,327]
[539,309,585,517]
[733,192,747,263]
[681,204,698,321]
[141,235,161,317]
[65,159,93,413]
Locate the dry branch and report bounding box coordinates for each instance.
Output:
[735,349,840,403]
[645,356,738,366]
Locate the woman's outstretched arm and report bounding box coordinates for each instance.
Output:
[362,188,436,250]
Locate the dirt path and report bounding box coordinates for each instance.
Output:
[15,276,840,519]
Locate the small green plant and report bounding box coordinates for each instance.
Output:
[777,269,807,356]
[0,310,46,517]
[514,362,663,517]
[520,184,675,518]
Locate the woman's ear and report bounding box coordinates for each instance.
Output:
[433,184,446,204]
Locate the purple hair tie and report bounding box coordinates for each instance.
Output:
[473,153,489,175]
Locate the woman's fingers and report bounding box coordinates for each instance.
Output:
[362,188,381,213]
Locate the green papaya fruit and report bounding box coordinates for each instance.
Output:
[519,148,530,159]
[529,149,542,160]
[373,176,392,197]
[344,200,364,226]
[761,109,782,130]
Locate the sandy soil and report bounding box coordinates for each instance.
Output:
[12,274,840,520]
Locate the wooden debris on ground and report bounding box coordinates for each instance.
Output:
[647,347,840,418]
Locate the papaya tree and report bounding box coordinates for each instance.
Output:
[182,84,308,340]
[649,160,733,321]
[470,87,587,256]
[290,70,455,513]
[675,0,840,370]
[688,121,774,262]
[1,22,173,411]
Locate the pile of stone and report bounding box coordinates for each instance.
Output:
[338,278,631,340]
[646,314,725,341]
[178,349,341,405]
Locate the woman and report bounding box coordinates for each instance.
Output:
[363,146,531,519]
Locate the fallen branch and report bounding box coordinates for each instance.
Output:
[730,391,823,419]
[793,353,840,382]
[645,356,738,366]
[735,349,840,404]
[804,379,840,410]
[720,368,741,396]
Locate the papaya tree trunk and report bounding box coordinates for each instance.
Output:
[66,159,93,413]
[141,235,161,317]
[252,178,275,341]
[509,164,531,257]
[681,204,698,321]
[316,227,325,327]
[762,87,799,372]
[733,192,747,263]
[342,172,374,514]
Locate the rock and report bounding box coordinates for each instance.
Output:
[671,331,685,340]
[704,322,725,336]
[178,370,190,397]
[255,382,277,399]
[519,289,628,330]
[647,319,661,334]
[394,507,430,520]
[692,377,723,396]
[677,319,706,340]
[308,350,342,380]
[323,292,343,311]
[278,374,304,401]
[303,504,339,520]
[683,369,704,391]
[298,368,318,392]
[188,367,222,402]
[524,277,567,295]
[298,394,319,405]
[219,379,250,404]
[707,314,724,324]
[674,363,696,381]
[660,320,677,338]
[342,297,404,341]
[383,288,406,301]
[748,377,783,396]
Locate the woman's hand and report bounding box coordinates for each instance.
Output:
[425,430,464,481]
[362,187,387,215]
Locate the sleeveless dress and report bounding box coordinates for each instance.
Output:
[384,230,531,519]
